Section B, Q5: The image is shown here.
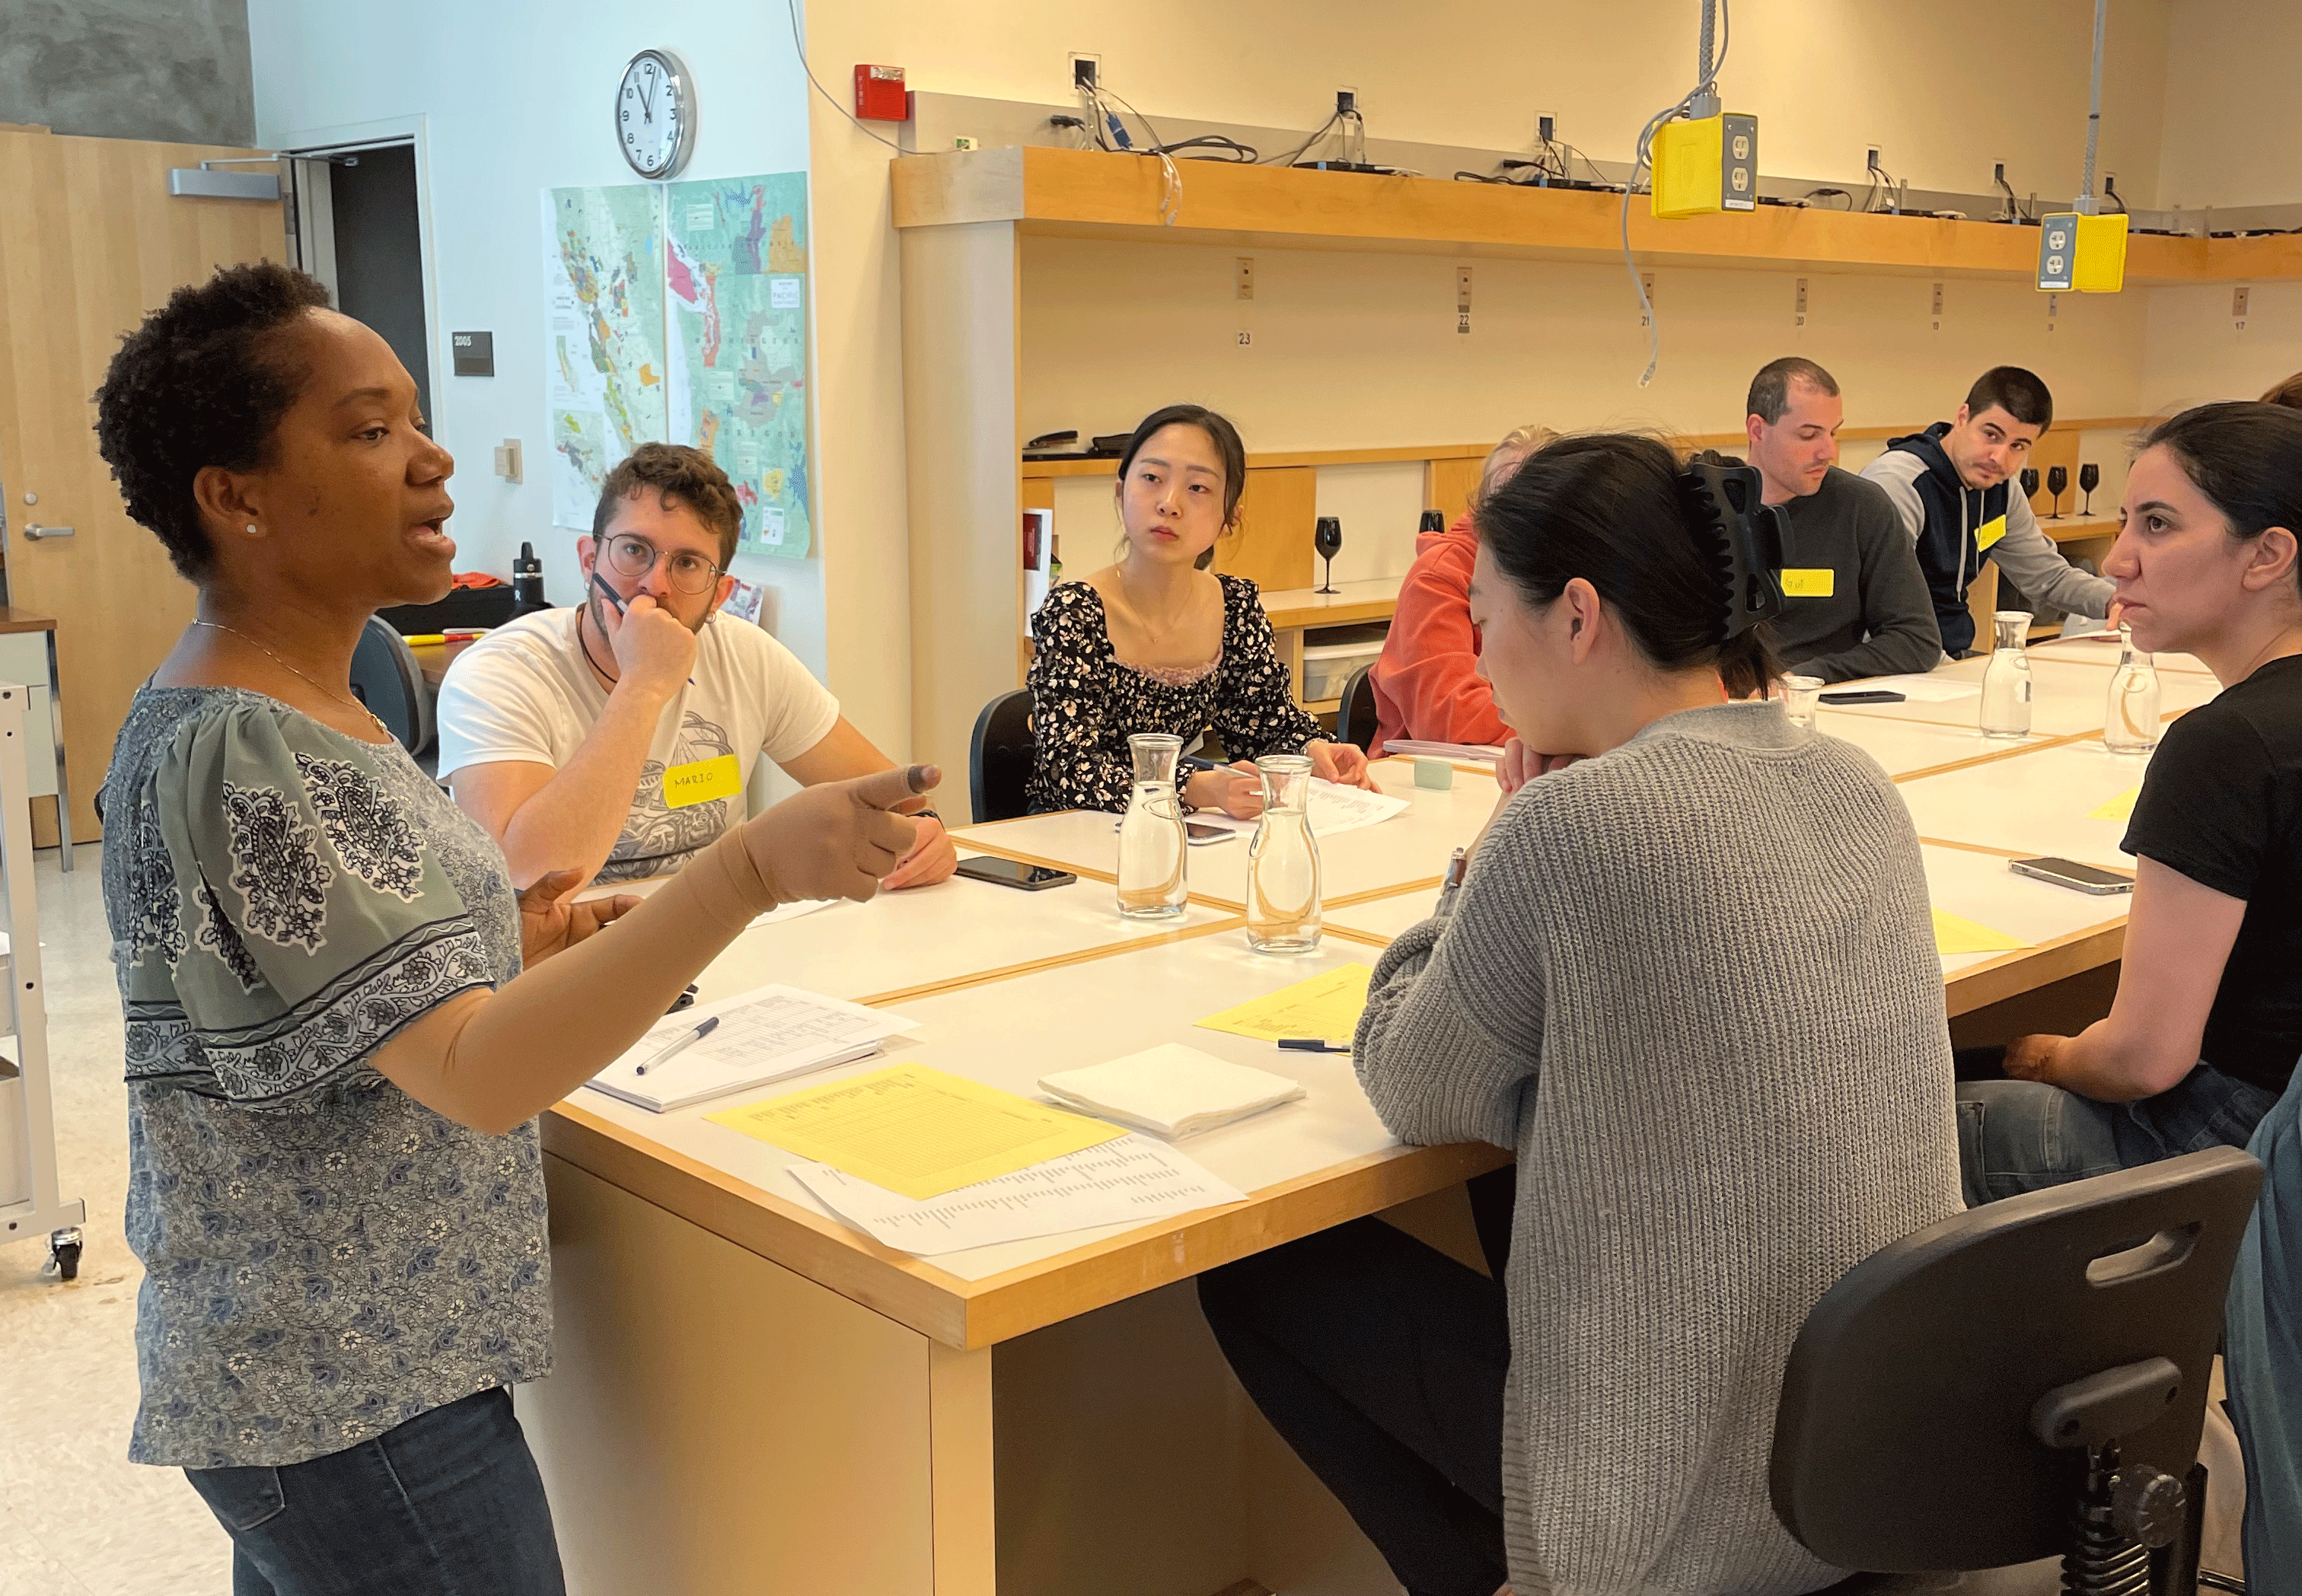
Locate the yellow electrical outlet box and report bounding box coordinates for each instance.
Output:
[1650,113,1758,219]
[2037,211,2129,294]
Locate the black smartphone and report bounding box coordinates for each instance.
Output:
[1185,822,1237,845]
[954,856,1077,891]
[1819,689,1907,705]
[2010,856,2135,895]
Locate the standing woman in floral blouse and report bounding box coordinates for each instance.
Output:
[94,263,933,1594]
[1025,404,1379,815]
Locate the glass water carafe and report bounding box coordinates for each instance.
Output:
[1246,754,1323,954]
[1117,733,1189,919]
[1978,610,2035,739]
[2103,623,2162,753]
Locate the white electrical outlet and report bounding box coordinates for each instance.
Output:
[1235,256,1255,300]
[1069,52,1100,90]
[1795,277,1808,327]
[1535,111,1558,146]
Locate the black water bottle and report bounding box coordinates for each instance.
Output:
[511,541,547,615]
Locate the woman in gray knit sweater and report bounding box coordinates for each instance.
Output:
[1200,435,1963,1596]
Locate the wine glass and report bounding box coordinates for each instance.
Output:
[2046,465,2069,519]
[2020,467,2040,505]
[2078,462,2101,517]
[1314,517,1344,594]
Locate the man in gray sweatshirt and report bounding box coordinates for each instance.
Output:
[1743,358,1941,681]
[1860,365,2112,655]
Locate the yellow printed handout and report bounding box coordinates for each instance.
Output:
[1197,964,1373,1046]
[1933,909,2029,957]
[707,1062,1123,1200]
[2088,787,2141,823]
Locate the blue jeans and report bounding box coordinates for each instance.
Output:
[2227,1075,2302,1588]
[1955,1062,2278,1209]
[183,1387,564,1596]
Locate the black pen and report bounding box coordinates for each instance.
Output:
[1277,1038,1351,1055]
[589,569,628,615]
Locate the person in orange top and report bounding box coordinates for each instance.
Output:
[1369,425,1555,755]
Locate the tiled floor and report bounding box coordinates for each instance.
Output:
[0,844,232,1594]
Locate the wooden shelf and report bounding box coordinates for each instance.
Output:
[896,145,2302,286]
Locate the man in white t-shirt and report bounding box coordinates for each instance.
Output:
[437,443,956,889]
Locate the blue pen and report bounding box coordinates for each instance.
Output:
[634,1014,719,1076]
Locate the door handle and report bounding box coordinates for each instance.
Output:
[21,524,74,540]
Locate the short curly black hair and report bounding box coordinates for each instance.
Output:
[93,261,333,580]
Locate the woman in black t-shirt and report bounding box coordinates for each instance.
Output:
[1959,402,2302,1203]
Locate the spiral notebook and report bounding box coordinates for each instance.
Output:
[585,983,920,1113]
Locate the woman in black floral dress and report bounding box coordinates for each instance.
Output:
[1026,405,1378,814]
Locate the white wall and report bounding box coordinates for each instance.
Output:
[244,2,844,692]
[834,0,2172,206]
[2157,0,2302,210]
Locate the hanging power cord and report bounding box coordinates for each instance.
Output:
[1620,0,1731,386]
[1074,77,1183,225]
[1267,110,1343,167]
[1864,148,1903,214]
[2074,0,2109,217]
[783,0,910,155]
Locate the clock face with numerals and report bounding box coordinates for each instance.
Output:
[616,49,695,180]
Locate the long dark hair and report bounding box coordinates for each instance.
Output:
[1472,432,1781,699]
[1114,404,1248,528]
[2143,402,2302,597]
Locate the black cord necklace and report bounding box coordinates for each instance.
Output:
[577,602,620,686]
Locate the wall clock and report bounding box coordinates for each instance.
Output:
[617,49,697,180]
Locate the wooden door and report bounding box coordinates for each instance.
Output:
[0,126,285,843]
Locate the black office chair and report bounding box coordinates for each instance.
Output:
[1772,1146,2262,1595]
[1334,661,1381,752]
[349,615,434,755]
[970,689,1035,823]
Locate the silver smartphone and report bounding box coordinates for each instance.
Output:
[2010,856,2135,895]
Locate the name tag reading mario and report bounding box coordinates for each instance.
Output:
[1976,515,2009,553]
[1780,569,1836,598]
[662,753,741,810]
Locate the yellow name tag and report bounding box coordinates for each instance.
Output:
[1780,568,1836,599]
[662,753,741,810]
[1976,514,2009,553]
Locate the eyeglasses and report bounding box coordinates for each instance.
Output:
[601,533,722,596]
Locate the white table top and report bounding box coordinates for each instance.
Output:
[2028,636,2216,676]
[1813,710,2046,778]
[1321,843,2131,985]
[952,758,1497,908]
[686,857,1236,1005]
[566,930,1384,1282]
[1821,655,2220,739]
[1895,737,2160,869]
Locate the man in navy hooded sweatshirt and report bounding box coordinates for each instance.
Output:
[1862,365,2113,655]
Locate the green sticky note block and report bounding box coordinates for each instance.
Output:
[1414,757,1453,790]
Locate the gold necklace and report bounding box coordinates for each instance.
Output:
[192,620,392,741]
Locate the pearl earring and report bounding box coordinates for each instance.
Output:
[244,524,258,536]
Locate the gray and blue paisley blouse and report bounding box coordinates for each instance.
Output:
[101,687,547,1468]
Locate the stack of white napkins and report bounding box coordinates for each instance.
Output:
[1038,1043,1306,1138]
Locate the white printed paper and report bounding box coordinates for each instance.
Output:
[1382,740,1504,763]
[1191,779,1411,838]
[789,1134,1248,1256]
[585,983,917,1113]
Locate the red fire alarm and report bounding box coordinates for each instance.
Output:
[853,64,912,123]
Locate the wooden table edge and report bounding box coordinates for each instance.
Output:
[543,1101,1509,1350]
